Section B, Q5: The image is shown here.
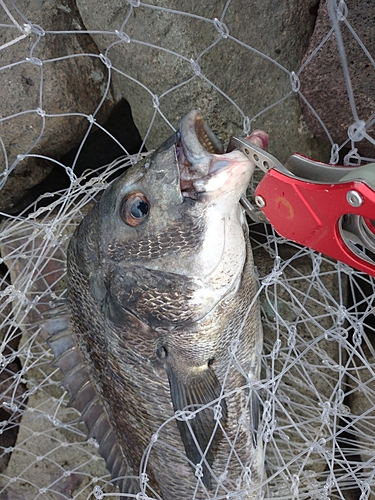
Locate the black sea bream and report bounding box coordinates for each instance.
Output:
[49,111,266,499]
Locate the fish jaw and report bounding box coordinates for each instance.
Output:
[192,149,254,199]
[177,111,260,201]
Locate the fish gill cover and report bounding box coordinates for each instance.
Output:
[0,0,375,499]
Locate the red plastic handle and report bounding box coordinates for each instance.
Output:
[255,168,375,276]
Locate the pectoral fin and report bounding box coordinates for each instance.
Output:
[166,365,227,489]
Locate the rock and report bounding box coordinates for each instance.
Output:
[300,0,375,163]
[75,0,330,163]
[0,0,117,214]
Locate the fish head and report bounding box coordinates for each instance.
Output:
[99,110,255,247]
[86,111,260,328]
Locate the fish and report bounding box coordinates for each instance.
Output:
[47,110,266,499]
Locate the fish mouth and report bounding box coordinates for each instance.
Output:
[176,111,251,199]
[177,111,226,197]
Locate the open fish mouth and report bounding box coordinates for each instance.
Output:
[176,110,261,198]
[177,110,226,196]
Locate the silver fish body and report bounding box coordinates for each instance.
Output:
[63,111,264,498]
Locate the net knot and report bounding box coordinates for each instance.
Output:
[93,485,104,499]
[218,470,228,482]
[152,94,159,108]
[263,418,276,442]
[26,56,43,66]
[290,71,300,92]
[127,0,141,6]
[213,18,229,38]
[262,256,282,285]
[22,23,32,35]
[321,401,331,424]
[115,30,131,43]
[86,114,96,124]
[334,389,345,411]
[175,409,195,421]
[352,324,363,346]
[30,24,45,36]
[311,253,322,277]
[87,437,99,447]
[271,338,281,359]
[0,355,6,368]
[64,166,78,183]
[287,325,297,348]
[290,474,299,496]
[336,305,348,326]
[190,58,201,76]
[194,463,203,479]
[336,0,348,21]
[325,472,335,490]
[243,116,251,135]
[140,472,149,485]
[348,120,366,142]
[150,433,159,444]
[329,143,340,164]
[262,400,271,421]
[359,481,371,500]
[99,54,112,69]
[36,107,46,117]
[214,403,223,421]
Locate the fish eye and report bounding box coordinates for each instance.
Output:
[120,192,150,227]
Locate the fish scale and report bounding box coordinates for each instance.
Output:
[107,216,203,261]
[48,111,265,498]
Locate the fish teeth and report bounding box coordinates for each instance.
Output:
[201,131,215,153]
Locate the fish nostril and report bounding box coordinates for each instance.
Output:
[156,346,168,359]
[208,358,215,367]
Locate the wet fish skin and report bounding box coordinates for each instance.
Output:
[67,111,264,498]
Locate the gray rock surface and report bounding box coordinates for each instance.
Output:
[0,0,117,214]
[300,0,375,161]
[75,0,330,163]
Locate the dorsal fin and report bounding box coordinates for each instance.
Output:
[44,310,139,495]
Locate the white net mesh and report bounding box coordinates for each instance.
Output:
[0,0,375,498]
